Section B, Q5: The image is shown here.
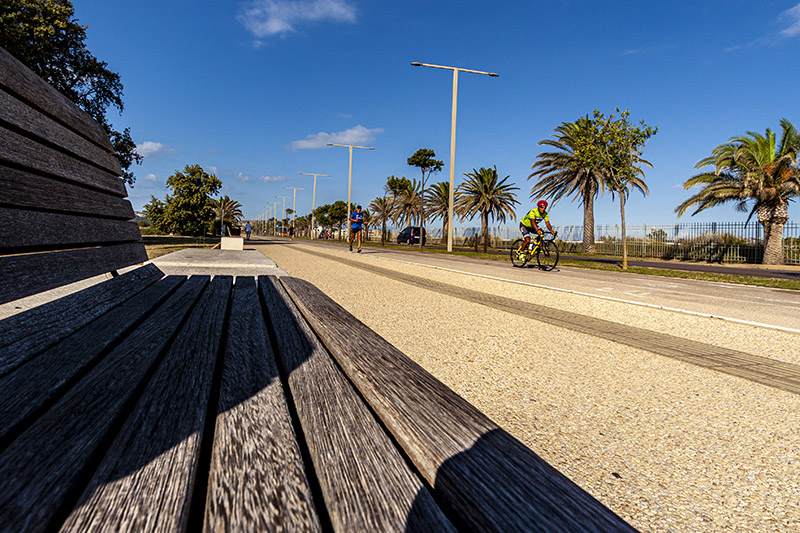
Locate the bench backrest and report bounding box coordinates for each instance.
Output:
[0,46,146,305]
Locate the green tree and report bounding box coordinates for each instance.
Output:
[368,196,395,245]
[0,0,142,185]
[163,165,222,236]
[676,119,800,265]
[583,109,657,269]
[426,181,451,245]
[407,149,443,248]
[529,116,607,254]
[210,195,243,236]
[455,166,520,252]
[142,195,167,233]
[328,200,348,239]
[386,175,412,199]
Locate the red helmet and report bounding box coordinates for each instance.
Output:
[537,200,548,209]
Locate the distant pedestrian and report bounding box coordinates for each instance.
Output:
[349,205,363,252]
[289,225,295,240]
[244,221,252,240]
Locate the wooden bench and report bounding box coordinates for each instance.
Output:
[0,46,635,532]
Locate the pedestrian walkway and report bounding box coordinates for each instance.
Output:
[292,245,800,396]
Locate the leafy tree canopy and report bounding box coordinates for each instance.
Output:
[407,149,443,181]
[163,165,222,236]
[385,175,412,197]
[0,0,142,185]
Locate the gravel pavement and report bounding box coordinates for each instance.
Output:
[257,240,800,533]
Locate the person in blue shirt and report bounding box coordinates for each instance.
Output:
[348,205,364,252]
[244,221,252,241]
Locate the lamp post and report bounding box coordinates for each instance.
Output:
[327,143,374,238]
[283,186,307,236]
[410,61,498,252]
[275,195,291,236]
[299,172,332,239]
[272,201,279,236]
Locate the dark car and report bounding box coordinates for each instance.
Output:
[397,226,427,245]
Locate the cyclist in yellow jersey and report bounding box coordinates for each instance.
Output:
[517,200,557,256]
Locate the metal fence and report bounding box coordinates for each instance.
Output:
[370,222,800,265]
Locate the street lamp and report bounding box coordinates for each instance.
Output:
[283,186,307,235]
[327,143,374,238]
[299,172,332,239]
[272,201,279,235]
[275,195,291,236]
[411,61,498,252]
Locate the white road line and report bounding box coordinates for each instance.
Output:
[370,254,800,335]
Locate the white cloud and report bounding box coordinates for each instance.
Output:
[136,141,176,158]
[781,3,800,37]
[239,0,356,38]
[144,173,157,181]
[259,175,289,182]
[290,125,382,150]
[234,172,251,182]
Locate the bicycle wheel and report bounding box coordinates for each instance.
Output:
[536,240,559,271]
[510,238,529,267]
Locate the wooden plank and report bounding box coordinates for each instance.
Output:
[0,242,148,305]
[0,276,209,532]
[0,207,141,251]
[279,276,636,532]
[0,47,112,151]
[203,276,322,532]
[0,124,126,196]
[0,87,120,174]
[61,276,231,532]
[0,164,134,218]
[0,275,184,446]
[0,263,163,377]
[259,276,454,532]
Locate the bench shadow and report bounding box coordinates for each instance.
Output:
[404,428,635,532]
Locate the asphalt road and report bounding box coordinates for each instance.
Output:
[282,238,800,332]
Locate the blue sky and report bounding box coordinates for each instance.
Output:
[75,0,800,228]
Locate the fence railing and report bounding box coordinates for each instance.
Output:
[365,222,800,265]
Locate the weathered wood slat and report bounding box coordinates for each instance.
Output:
[0,263,163,377]
[279,276,636,532]
[0,164,134,218]
[61,276,231,532]
[0,207,141,251]
[0,275,184,445]
[0,242,148,304]
[0,47,112,151]
[259,276,455,532]
[0,87,121,174]
[0,276,209,533]
[203,276,321,532]
[0,124,126,196]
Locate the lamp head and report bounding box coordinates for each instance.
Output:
[410,62,422,67]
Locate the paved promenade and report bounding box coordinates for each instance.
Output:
[253,239,800,532]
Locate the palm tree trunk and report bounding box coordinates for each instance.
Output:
[620,193,628,270]
[441,214,448,247]
[759,203,788,265]
[582,182,597,254]
[482,212,489,253]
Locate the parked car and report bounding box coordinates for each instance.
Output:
[397,226,427,245]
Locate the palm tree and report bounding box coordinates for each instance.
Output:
[676,119,800,265]
[455,167,520,252]
[369,196,395,246]
[394,179,422,229]
[210,195,243,236]
[529,116,606,254]
[426,181,450,245]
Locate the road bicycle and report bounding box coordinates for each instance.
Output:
[510,232,559,271]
